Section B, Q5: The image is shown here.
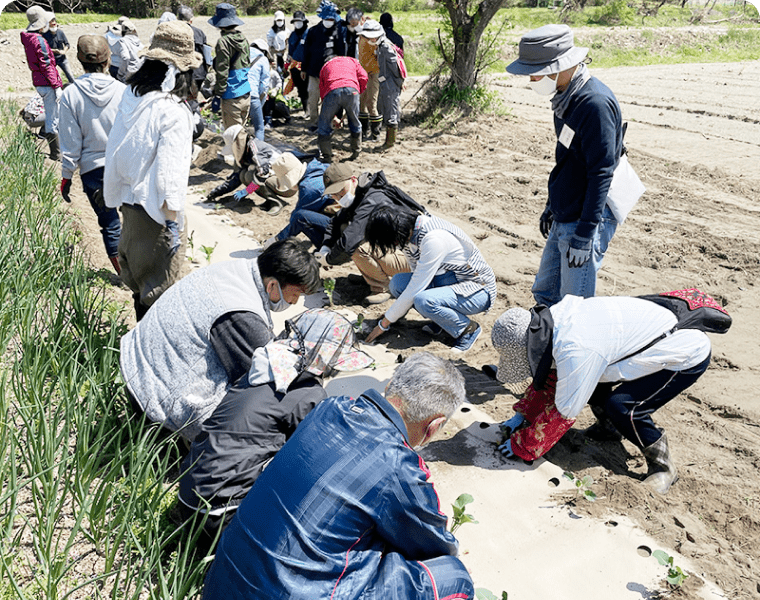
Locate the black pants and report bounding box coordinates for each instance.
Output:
[289,65,309,112]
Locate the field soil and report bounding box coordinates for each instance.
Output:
[2,17,759,599]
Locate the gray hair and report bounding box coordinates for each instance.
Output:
[386,352,465,423]
[177,5,193,21]
[346,7,363,24]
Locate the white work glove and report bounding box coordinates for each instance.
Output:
[314,245,330,268]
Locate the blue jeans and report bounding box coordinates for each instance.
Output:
[249,95,265,140]
[276,209,331,248]
[389,271,490,338]
[532,205,618,307]
[80,167,121,258]
[317,87,361,137]
[590,353,711,448]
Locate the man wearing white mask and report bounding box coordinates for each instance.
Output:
[506,24,623,307]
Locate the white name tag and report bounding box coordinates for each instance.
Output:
[559,124,575,148]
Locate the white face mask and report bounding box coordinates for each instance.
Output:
[338,191,354,208]
[294,22,304,29]
[49,26,59,33]
[275,20,284,26]
[322,19,335,28]
[529,75,558,96]
[268,280,291,312]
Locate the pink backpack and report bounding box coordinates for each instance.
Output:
[392,43,407,79]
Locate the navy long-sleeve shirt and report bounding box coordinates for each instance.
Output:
[548,76,623,239]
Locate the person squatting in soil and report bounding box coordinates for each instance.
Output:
[363,205,497,353]
[104,20,202,320]
[21,5,63,160]
[201,351,475,600]
[58,34,125,275]
[507,24,622,307]
[488,294,715,494]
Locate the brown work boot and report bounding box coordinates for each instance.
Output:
[380,125,396,152]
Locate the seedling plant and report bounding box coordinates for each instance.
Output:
[563,471,597,502]
[652,550,689,588]
[200,242,218,265]
[323,277,336,306]
[450,493,478,534]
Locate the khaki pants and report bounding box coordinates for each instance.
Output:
[119,204,186,319]
[307,76,321,126]
[360,72,379,117]
[221,94,250,131]
[351,243,409,293]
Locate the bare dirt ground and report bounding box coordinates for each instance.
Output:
[2,17,760,600]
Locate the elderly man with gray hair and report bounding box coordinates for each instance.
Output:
[506,24,624,307]
[202,351,475,600]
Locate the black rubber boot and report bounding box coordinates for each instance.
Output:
[583,404,623,442]
[46,133,60,161]
[369,115,382,141]
[349,132,361,161]
[207,171,241,201]
[318,134,333,163]
[359,112,369,138]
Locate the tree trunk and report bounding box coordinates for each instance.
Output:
[440,0,507,89]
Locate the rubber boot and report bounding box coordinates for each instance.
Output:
[380,125,396,152]
[207,171,241,201]
[349,131,361,161]
[46,133,60,161]
[109,255,122,276]
[583,404,623,442]
[369,115,382,141]
[359,112,369,139]
[317,134,333,163]
[642,432,678,494]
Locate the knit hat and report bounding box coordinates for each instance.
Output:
[491,308,533,384]
[317,0,339,21]
[208,3,244,28]
[26,6,53,32]
[77,35,110,64]
[359,19,383,39]
[506,24,588,77]
[323,163,353,195]
[266,153,307,194]
[140,20,202,72]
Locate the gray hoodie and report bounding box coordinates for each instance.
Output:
[59,73,126,179]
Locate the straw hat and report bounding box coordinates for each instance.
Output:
[506,24,588,77]
[140,20,202,72]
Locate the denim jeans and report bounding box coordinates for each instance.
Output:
[276,209,331,248]
[589,353,711,448]
[36,85,59,135]
[532,205,618,307]
[317,87,361,137]
[80,167,121,258]
[389,271,491,338]
[249,95,265,140]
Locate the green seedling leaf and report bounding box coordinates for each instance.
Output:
[581,475,594,488]
[453,493,474,510]
[475,589,498,600]
[502,593,509,600]
[652,550,671,566]
[584,490,597,502]
[562,471,574,481]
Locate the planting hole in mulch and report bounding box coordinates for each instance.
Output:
[548,477,560,487]
[637,545,652,558]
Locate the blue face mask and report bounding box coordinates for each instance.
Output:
[268,280,291,312]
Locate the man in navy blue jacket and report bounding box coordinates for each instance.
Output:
[507,24,623,307]
[202,351,474,600]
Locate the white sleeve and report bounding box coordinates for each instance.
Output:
[156,103,193,217]
[554,343,609,420]
[384,232,450,324]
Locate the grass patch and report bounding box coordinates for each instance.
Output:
[0,100,214,599]
[0,12,121,30]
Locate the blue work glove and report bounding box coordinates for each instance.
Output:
[567,234,593,268]
[210,96,221,113]
[497,439,516,459]
[165,220,180,256]
[232,189,248,202]
[499,413,527,438]
[539,206,553,239]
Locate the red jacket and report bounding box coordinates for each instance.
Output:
[318,56,367,100]
[20,31,62,88]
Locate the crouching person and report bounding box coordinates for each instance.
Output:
[202,351,474,600]
[119,239,320,441]
[178,308,373,539]
[489,292,722,494]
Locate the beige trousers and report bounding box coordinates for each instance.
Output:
[351,243,410,293]
[360,72,380,117]
[221,94,250,131]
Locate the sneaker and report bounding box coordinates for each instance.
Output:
[421,322,444,337]
[264,123,272,131]
[452,321,481,353]
[364,291,391,305]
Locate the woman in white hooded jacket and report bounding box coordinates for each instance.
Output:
[104,20,201,320]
